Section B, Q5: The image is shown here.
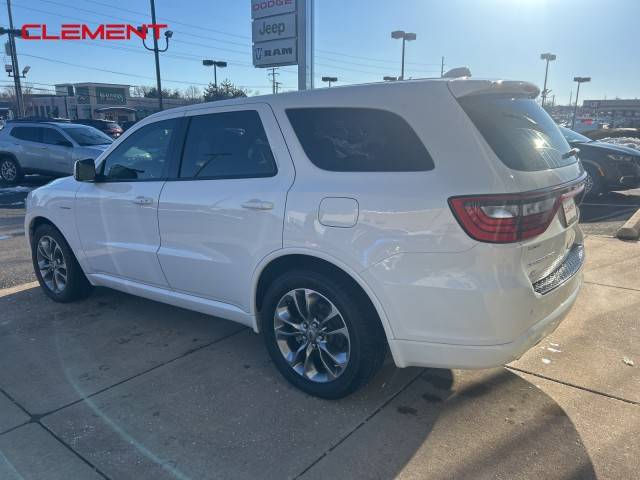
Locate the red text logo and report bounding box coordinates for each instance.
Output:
[21,24,169,40]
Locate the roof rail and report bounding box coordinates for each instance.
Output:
[7,117,72,123]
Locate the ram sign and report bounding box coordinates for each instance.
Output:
[253,38,297,67]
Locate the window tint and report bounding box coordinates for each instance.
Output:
[179,111,277,179]
[286,108,434,172]
[101,119,176,181]
[10,127,42,143]
[458,95,576,171]
[42,128,68,146]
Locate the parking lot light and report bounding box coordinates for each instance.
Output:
[203,59,227,90]
[391,30,417,80]
[321,76,338,87]
[572,76,591,129]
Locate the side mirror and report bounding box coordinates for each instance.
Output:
[74,158,96,182]
[57,140,73,148]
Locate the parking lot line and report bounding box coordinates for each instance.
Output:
[0,281,38,298]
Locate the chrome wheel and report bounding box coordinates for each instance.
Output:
[584,171,594,195]
[36,236,67,294]
[0,160,17,182]
[274,289,351,383]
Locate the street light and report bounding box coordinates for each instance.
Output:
[383,76,398,81]
[540,53,557,108]
[202,60,227,91]
[137,0,173,111]
[391,30,416,80]
[321,76,338,87]
[571,76,591,129]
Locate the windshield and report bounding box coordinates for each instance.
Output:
[559,126,591,144]
[458,95,576,171]
[65,126,113,146]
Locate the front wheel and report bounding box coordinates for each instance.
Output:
[32,224,93,302]
[261,270,386,399]
[583,164,604,199]
[0,157,23,185]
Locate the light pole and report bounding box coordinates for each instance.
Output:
[391,30,416,80]
[571,76,591,129]
[540,53,556,108]
[138,0,173,111]
[2,1,24,117]
[202,60,227,91]
[321,76,338,87]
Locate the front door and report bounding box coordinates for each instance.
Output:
[41,127,75,174]
[157,105,294,312]
[75,117,181,287]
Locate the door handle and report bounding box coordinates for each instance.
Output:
[131,196,154,205]
[241,200,274,211]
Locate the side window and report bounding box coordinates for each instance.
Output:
[42,128,69,146]
[101,119,176,181]
[10,127,42,143]
[179,111,277,179]
[286,108,435,172]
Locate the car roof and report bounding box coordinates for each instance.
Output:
[6,121,96,129]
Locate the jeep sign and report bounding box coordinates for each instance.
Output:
[252,12,296,43]
[251,0,296,20]
[252,37,297,67]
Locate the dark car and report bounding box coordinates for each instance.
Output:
[560,126,640,198]
[120,120,138,132]
[73,119,123,139]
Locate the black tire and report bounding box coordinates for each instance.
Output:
[261,269,386,399]
[31,223,93,303]
[583,163,604,199]
[0,157,23,185]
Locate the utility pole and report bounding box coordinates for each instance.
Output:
[568,90,572,107]
[440,56,445,78]
[268,67,280,94]
[139,1,173,111]
[5,0,23,118]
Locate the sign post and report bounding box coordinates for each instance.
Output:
[251,0,313,91]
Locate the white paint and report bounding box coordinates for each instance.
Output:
[542,358,551,365]
[26,78,585,375]
[547,347,562,353]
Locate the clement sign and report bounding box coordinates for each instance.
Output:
[21,24,169,40]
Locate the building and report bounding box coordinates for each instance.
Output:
[581,99,640,128]
[26,82,191,122]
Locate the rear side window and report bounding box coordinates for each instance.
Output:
[42,128,68,146]
[458,95,575,171]
[179,111,277,179]
[286,108,434,172]
[10,127,42,143]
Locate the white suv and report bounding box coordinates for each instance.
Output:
[25,79,585,398]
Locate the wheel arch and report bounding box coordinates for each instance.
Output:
[252,250,397,350]
[28,216,60,244]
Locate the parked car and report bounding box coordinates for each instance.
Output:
[559,126,640,198]
[25,79,586,398]
[73,119,123,139]
[0,121,113,183]
[120,120,139,132]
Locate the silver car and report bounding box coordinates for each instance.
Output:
[0,121,112,184]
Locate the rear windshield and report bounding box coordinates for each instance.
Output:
[458,95,576,172]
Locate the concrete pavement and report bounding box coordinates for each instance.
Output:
[0,234,638,479]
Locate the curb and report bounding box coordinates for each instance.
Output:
[616,207,640,240]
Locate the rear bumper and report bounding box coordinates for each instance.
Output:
[389,272,581,368]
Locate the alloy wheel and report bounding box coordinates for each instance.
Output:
[273,288,351,383]
[0,160,17,182]
[36,236,68,294]
[584,171,594,195]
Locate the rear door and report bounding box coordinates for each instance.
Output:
[8,126,47,170]
[157,104,294,312]
[455,88,584,283]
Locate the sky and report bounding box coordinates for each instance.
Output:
[2,0,639,104]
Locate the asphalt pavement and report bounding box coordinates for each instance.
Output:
[0,176,638,479]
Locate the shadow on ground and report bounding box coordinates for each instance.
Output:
[0,286,597,480]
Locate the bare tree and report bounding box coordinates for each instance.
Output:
[184,85,202,103]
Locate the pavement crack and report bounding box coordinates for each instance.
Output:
[583,281,640,293]
[506,366,639,406]
[293,370,425,479]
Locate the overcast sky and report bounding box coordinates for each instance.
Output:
[3,0,638,103]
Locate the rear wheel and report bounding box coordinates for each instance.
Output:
[583,163,604,199]
[0,157,22,185]
[261,270,386,399]
[32,224,92,302]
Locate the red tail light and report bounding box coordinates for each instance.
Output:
[449,180,585,244]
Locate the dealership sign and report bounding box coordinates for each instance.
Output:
[20,24,168,40]
[251,0,297,68]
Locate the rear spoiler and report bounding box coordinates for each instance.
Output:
[448,80,540,100]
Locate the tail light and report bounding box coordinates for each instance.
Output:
[449,179,585,244]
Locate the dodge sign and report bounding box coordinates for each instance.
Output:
[251,0,296,19]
